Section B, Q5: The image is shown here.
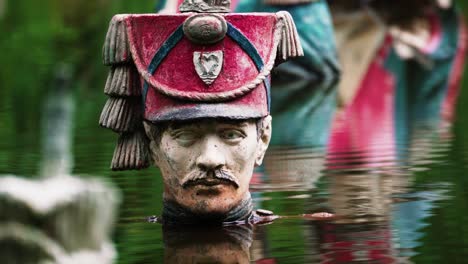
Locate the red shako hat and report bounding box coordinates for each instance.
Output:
[100,0,303,170]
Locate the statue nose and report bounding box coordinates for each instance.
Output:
[196,137,226,171]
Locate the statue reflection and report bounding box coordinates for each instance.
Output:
[163,224,282,264]
[313,164,449,262]
[163,225,253,264]
[314,170,397,263]
[0,66,119,263]
[256,147,325,191]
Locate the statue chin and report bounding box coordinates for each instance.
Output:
[183,190,241,212]
[162,193,253,225]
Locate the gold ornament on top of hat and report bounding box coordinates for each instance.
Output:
[183,14,227,45]
[179,0,231,13]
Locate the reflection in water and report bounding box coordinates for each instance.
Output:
[327,173,393,224]
[239,92,458,263]
[392,188,450,258]
[313,97,456,263]
[257,147,325,191]
[298,122,453,263]
[163,225,253,264]
[163,223,289,264]
[0,68,119,263]
[317,222,395,263]
[249,37,461,262]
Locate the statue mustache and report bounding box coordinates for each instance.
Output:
[181,169,240,189]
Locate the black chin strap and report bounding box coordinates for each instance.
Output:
[161,196,253,226]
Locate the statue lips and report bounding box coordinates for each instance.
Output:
[182,170,240,189]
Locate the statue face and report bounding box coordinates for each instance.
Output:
[145,116,271,216]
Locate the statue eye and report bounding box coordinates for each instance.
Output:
[173,131,199,145]
[220,129,245,142]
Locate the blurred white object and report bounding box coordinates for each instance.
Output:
[437,0,452,9]
[0,174,120,264]
[0,52,120,263]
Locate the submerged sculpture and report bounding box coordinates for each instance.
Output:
[100,0,303,224]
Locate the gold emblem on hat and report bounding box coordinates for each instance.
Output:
[183,14,228,45]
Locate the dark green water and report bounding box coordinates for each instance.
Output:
[1,1,468,263]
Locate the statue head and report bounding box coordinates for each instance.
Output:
[100,1,302,223]
[144,117,271,221]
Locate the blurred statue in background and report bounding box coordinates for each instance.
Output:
[99,0,303,224]
[315,1,467,261]
[328,0,467,161]
[0,66,119,263]
[0,176,119,264]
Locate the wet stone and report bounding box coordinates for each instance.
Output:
[255,209,274,216]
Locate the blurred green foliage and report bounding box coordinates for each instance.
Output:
[0,0,155,176]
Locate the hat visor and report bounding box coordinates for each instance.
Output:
[145,104,266,122]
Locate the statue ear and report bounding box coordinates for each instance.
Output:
[149,141,161,166]
[143,122,161,166]
[255,115,272,166]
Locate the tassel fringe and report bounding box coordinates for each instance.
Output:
[265,0,316,5]
[104,65,141,96]
[102,14,147,171]
[111,129,151,170]
[276,11,304,61]
[103,15,131,65]
[99,97,141,133]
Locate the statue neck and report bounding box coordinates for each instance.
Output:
[161,195,253,226]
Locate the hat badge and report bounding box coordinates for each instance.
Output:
[193,50,224,85]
